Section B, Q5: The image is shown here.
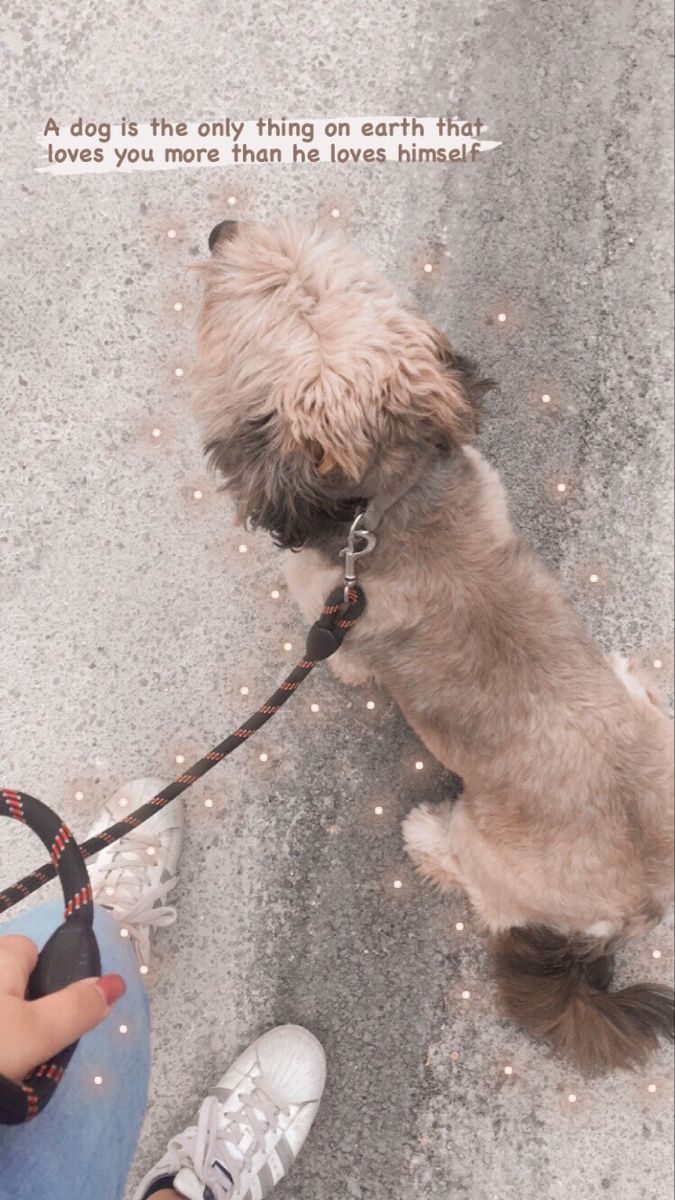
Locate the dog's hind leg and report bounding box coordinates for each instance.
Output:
[403,801,465,892]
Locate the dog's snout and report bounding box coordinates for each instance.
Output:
[208,219,238,252]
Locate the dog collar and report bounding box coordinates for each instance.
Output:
[363,451,444,530]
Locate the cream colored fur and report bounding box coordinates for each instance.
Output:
[285,449,673,937]
[197,215,674,988]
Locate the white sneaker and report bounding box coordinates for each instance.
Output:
[86,777,183,971]
[133,1025,327,1200]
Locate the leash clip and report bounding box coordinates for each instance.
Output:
[339,510,376,604]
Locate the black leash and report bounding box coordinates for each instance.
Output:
[0,582,365,1123]
[0,584,365,913]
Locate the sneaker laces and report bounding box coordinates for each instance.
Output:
[94,834,177,965]
[166,1085,289,1198]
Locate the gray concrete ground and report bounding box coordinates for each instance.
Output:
[1,1,673,1197]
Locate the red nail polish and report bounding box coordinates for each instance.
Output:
[96,974,126,1006]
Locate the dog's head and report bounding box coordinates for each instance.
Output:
[196,218,489,549]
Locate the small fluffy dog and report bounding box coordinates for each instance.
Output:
[196,218,674,1072]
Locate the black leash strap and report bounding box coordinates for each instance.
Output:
[0,584,365,916]
[0,583,364,1124]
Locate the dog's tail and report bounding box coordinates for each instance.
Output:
[493,925,674,1073]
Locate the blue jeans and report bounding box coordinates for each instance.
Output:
[0,902,151,1200]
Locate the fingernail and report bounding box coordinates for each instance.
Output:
[95,974,126,1007]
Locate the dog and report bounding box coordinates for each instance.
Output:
[196,217,674,1073]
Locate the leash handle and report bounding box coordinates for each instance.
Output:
[0,792,100,1123]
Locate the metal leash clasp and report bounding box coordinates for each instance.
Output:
[339,510,376,604]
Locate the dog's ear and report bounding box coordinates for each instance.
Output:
[205,411,355,550]
[381,330,492,456]
[412,329,494,447]
[316,449,340,477]
[436,335,494,418]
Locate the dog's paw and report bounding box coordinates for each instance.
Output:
[403,805,462,893]
[329,652,378,688]
[609,651,664,708]
[403,804,443,859]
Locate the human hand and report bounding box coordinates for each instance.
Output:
[0,934,125,1082]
